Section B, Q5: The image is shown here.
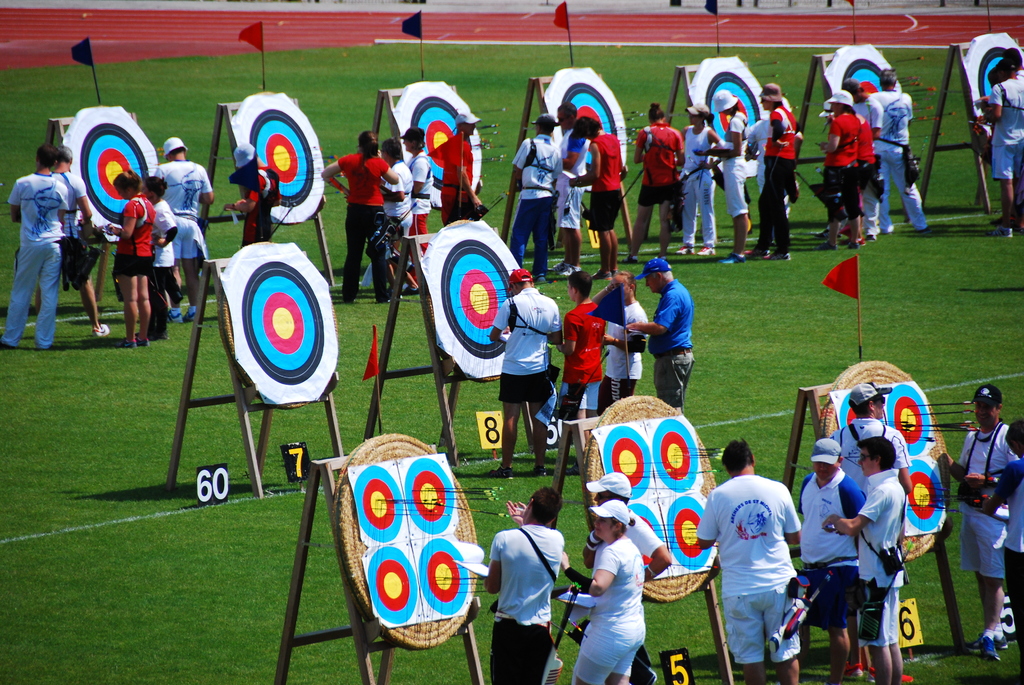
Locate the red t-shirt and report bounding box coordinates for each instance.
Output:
[825,113,860,167]
[636,123,682,187]
[338,153,390,206]
[857,117,875,162]
[563,302,605,385]
[242,171,269,245]
[765,107,798,160]
[441,139,474,200]
[592,134,622,193]
[118,194,154,257]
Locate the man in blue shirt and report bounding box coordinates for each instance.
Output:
[626,258,694,412]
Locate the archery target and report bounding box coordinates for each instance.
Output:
[392,82,483,208]
[350,463,407,546]
[824,45,900,97]
[649,416,703,494]
[688,56,764,140]
[421,220,520,379]
[595,423,653,499]
[220,243,338,406]
[828,389,859,429]
[965,33,1021,116]
[364,545,420,628]
[627,502,665,543]
[231,93,325,224]
[417,537,472,618]
[62,106,159,228]
[885,382,934,459]
[906,457,945,536]
[545,67,627,159]
[665,494,715,574]
[401,455,457,536]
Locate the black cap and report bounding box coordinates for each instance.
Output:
[973,384,1003,407]
[401,127,425,144]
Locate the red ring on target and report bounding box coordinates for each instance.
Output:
[361,479,397,531]
[266,133,298,184]
[426,120,453,155]
[376,558,412,611]
[909,471,936,519]
[97,148,131,198]
[459,269,498,329]
[412,470,447,523]
[894,396,923,444]
[262,292,304,355]
[671,507,704,559]
[426,550,461,603]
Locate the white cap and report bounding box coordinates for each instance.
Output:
[455,112,481,126]
[825,90,855,109]
[712,90,739,112]
[585,472,632,499]
[162,137,187,157]
[590,500,631,525]
[233,143,256,167]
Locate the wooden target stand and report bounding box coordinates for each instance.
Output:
[501,76,633,247]
[165,256,344,498]
[920,42,992,212]
[275,456,485,685]
[794,54,836,168]
[364,235,470,465]
[781,382,967,655]
[205,99,336,286]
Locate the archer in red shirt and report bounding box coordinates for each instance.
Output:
[817,92,864,249]
[557,270,605,421]
[571,117,626,279]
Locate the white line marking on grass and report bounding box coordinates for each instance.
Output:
[694,411,791,429]
[0,298,217,332]
[924,372,1024,392]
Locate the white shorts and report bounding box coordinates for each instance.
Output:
[556,176,583,230]
[723,585,800,664]
[561,380,600,411]
[961,511,1007,578]
[172,216,208,260]
[575,617,645,684]
[991,142,1024,181]
[722,158,749,217]
[860,587,900,647]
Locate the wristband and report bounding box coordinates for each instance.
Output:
[586,531,601,550]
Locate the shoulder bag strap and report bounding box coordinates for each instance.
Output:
[520,528,558,582]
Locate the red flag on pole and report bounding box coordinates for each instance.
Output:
[428,133,465,169]
[844,0,854,5]
[822,255,860,299]
[554,2,569,29]
[363,325,380,381]
[239,22,264,51]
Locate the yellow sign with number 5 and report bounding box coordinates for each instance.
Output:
[476,411,503,450]
[898,598,924,648]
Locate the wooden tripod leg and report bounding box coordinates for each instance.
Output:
[256,407,275,478]
[313,212,335,286]
[705,581,734,685]
[783,389,809,492]
[230,371,265,498]
[934,525,966,654]
[95,242,109,303]
[324,388,344,458]
[462,621,485,685]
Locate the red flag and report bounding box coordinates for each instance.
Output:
[428,133,465,169]
[822,255,860,300]
[844,0,854,5]
[239,22,264,52]
[554,2,569,29]
[363,325,379,381]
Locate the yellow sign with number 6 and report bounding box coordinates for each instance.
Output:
[476,411,503,450]
[898,598,924,648]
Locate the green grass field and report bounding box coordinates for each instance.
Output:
[1,43,1022,684]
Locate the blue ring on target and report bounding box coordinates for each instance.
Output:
[439,240,508,360]
[250,109,313,209]
[651,418,701,493]
[412,96,459,193]
[352,464,406,545]
[706,72,761,140]
[418,537,470,616]
[978,48,1007,100]
[80,123,151,224]
[843,59,885,92]
[563,83,618,138]
[366,545,419,626]
[665,495,714,573]
[600,424,652,499]
[404,457,456,535]
[240,261,325,386]
[885,383,933,458]
[907,459,944,534]
[626,502,665,543]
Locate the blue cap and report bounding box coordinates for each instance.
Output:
[638,257,671,279]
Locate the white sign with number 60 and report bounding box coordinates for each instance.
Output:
[197,464,229,507]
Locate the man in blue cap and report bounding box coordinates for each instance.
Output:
[626,258,694,412]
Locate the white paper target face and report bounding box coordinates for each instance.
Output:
[391,81,483,209]
[545,67,627,159]
[964,33,1020,116]
[220,242,338,405]
[688,56,765,141]
[231,93,325,225]
[824,45,900,97]
[62,106,159,228]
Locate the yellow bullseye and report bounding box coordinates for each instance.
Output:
[913,482,930,506]
[273,145,292,172]
[901,407,918,432]
[681,520,698,546]
[272,307,295,339]
[105,160,124,184]
[432,131,450,151]
[383,571,404,599]
[666,443,685,469]
[469,283,490,315]
[434,563,453,591]
[420,483,439,511]
[370,490,389,518]
[618,449,637,476]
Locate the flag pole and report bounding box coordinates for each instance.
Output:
[567,13,574,67]
[856,254,863,361]
[852,2,857,45]
[716,18,720,56]
[419,34,425,80]
[260,21,266,91]
[91,63,101,105]
[985,0,992,33]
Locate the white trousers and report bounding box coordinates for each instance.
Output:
[2,240,62,349]
[877,146,927,232]
[682,169,716,247]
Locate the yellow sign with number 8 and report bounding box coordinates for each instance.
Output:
[476,411,503,450]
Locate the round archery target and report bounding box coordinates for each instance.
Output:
[824,45,900,97]
[352,464,406,545]
[421,220,520,379]
[906,458,944,535]
[651,417,702,493]
[404,457,456,536]
[828,390,858,427]
[231,93,325,224]
[599,424,652,499]
[221,243,338,405]
[62,106,159,227]
[665,494,714,573]
[689,57,764,140]
[418,538,471,616]
[964,33,1020,115]
[366,546,419,627]
[545,67,627,157]
[885,383,933,458]
[627,502,665,542]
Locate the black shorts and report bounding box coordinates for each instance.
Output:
[589,189,621,232]
[499,371,553,405]
[637,183,675,207]
[112,253,154,278]
[824,165,862,222]
[490,619,552,685]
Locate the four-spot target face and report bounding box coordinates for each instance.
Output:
[689,57,764,140]
[627,502,665,544]
[62,106,159,228]
[364,545,420,628]
[665,494,714,574]
[421,221,520,379]
[401,455,457,536]
[417,538,472,618]
[824,45,900,97]
[965,33,1020,116]
[906,457,945,536]
[596,423,653,500]
[221,243,338,406]
[545,68,627,158]
[351,463,407,545]
[650,417,702,494]
[884,382,934,458]
[232,93,325,225]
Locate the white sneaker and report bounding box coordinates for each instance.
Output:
[551,262,572,275]
[93,323,110,337]
[697,246,716,256]
[986,227,1013,237]
[676,245,695,255]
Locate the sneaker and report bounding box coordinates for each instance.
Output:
[592,270,612,280]
[93,323,111,337]
[551,262,571,275]
[880,228,894,235]
[744,248,769,258]
[152,331,170,341]
[844,663,864,678]
[981,635,1001,660]
[676,245,695,255]
[534,274,549,285]
[766,252,791,260]
[986,227,1012,237]
[718,253,746,264]
[697,246,716,256]
[401,285,420,296]
[533,466,550,477]
[867,668,913,683]
[967,633,1009,651]
[115,339,136,349]
[623,255,639,265]
[915,227,934,235]
[167,309,183,323]
[565,464,580,476]
[813,228,829,238]
[487,467,513,479]
[814,241,838,251]
[865,234,878,241]
[181,308,196,323]
[135,336,150,347]
[846,240,861,249]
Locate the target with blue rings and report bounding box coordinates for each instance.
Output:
[627,502,665,543]
[439,240,508,359]
[906,458,944,535]
[80,124,151,224]
[352,464,407,545]
[250,109,314,209]
[417,537,471,617]
[651,417,702,493]
[665,494,714,573]
[403,456,457,536]
[885,383,933,458]
[412,95,459,194]
[599,424,653,500]
[705,72,762,140]
[366,545,420,627]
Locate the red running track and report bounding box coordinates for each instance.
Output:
[2,8,1022,70]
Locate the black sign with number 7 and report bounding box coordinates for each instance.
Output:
[660,647,694,685]
[280,442,311,483]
